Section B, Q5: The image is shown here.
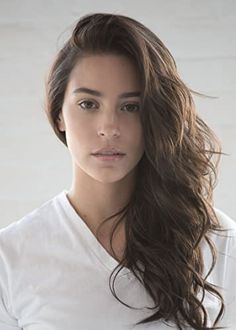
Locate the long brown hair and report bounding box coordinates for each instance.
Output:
[44,12,229,329]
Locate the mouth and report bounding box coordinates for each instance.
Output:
[92,154,125,161]
[91,147,125,156]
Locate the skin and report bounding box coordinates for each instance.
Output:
[57,54,144,261]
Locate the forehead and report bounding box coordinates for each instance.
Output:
[67,54,141,90]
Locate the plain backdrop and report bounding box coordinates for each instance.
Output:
[0,0,235,228]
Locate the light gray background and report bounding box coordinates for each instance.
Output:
[0,0,235,228]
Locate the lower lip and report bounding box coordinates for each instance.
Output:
[92,154,125,161]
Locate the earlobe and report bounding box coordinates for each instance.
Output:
[57,113,66,132]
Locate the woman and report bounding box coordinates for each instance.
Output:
[0,12,235,330]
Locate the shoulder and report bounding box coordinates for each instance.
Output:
[210,208,236,327]
[200,207,236,282]
[201,207,236,296]
[214,207,236,233]
[0,192,62,257]
[211,207,236,251]
[205,207,236,259]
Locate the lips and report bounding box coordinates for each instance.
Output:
[92,147,125,155]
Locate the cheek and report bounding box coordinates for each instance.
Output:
[125,120,144,147]
[65,118,92,152]
[66,114,91,137]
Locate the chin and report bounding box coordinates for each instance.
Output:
[90,169,134,184]
[94,175,128,184]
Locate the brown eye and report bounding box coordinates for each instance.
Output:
[78,100,97,110]
[122,103,140,112]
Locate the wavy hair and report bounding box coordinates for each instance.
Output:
[44,12,229,330]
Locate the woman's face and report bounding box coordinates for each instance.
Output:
[58,53,144,184]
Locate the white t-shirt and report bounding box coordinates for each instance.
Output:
[0,190,235,330]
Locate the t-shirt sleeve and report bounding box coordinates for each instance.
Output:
[221,234,236,328]
[0,237,22,329]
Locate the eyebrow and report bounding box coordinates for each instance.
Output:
[72,87,141,99]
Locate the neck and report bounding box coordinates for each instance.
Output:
[66,164,137,237]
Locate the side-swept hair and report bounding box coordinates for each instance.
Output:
[44,12,228,330]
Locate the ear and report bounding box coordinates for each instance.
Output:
[57,112,66,132]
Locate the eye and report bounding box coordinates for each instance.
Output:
[77,100,140,112]
[78,100,97,110]
[121,103,140,112]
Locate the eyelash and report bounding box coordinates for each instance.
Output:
[77,100,140,113]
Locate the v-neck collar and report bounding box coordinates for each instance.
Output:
[57,189,133,278]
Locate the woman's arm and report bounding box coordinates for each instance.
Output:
[0,240,22,329]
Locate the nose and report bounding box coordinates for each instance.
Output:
[97,112,120,138]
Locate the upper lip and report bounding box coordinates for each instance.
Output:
[92,147,125,155]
